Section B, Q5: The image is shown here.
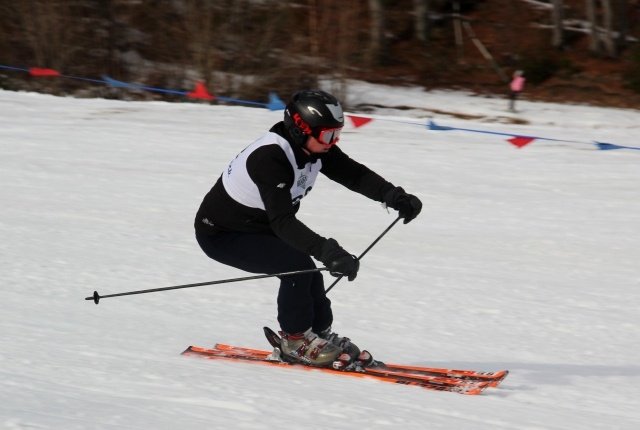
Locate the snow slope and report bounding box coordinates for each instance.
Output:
[1,85,639,429]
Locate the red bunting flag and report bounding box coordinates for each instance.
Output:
[187,81,215,100]
[29,68,61,77]
[507,137,535,148]
[347,115,373,128]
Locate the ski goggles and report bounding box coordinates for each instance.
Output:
[315,127,342,146]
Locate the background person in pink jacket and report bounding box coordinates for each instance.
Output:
[509,70,525,112]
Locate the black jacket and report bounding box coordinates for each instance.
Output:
[195,122,395,261]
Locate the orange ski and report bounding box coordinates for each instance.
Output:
[182,345,491,395]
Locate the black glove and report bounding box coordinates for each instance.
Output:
[319,238,360,281]
[384,187,422,224]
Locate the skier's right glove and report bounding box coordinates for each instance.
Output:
[320,238,360,281]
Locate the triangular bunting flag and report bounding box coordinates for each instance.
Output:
[267,92,286,110]
[187,81,215,100]
[428,120,454,131]
[596,142,623,150]
[508,137,535,148]
[29,68,61,77]
[347,115,373,128]
[594,141,640,151]
[102,75,135,88]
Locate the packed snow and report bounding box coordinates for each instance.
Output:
[1,83,639,429]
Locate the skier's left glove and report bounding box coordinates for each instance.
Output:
[384,187,422,224]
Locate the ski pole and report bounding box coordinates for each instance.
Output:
[86,216,402,304]
[325,215,402,294]
[86,267,327,304]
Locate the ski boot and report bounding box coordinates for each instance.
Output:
[279,328,342,367]
[318,327,361,361]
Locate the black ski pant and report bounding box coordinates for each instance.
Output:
[195,230,332,334]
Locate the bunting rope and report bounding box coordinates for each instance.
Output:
[0,65,286,110]
[2,63,637,152]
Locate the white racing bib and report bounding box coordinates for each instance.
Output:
[222,132,321,209]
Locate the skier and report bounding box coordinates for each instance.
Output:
[194,90,422,367]
[508,70,525,112]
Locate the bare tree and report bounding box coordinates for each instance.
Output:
[413,0,430,44]
[586,0,618,57]
[601,0,617,57]
[309,0,322,72]
[10,0,80,71]
[617,0,629,50]
[551,0,565,49]
[368,0,386,66]
[586,0,600,54]
[183,1,217,82]
[330,1,361,101]
[452,0,464,62]
[97,0,122,79]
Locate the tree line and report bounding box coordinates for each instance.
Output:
[0,0,638,102]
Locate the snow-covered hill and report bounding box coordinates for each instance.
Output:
[1,85,639,429]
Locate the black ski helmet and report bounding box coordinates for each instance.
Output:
[283,90,344,146]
